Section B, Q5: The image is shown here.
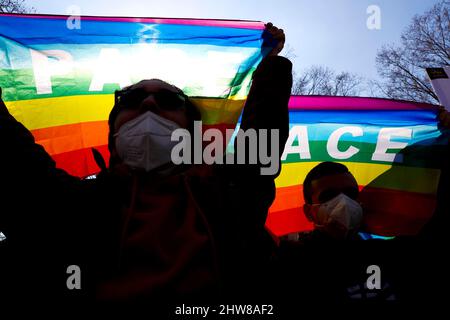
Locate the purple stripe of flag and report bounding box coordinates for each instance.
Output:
[0,13,264,29]
[289,95,439,111]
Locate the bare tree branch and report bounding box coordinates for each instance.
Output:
[376,0,449,103]
[0,0,34,13]
[292,65,364,96]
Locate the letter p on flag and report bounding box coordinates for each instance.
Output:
[30,49,74,95]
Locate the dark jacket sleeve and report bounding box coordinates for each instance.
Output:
[0,111,81,203]
[239,55,292,170]
[0,88,77,183]
[219,56,292,268]
[0,102,92,299]
[0,97,112,303]
[0,102,86,237]
[229,55,292,208]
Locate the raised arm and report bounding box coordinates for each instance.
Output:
[237,23,293,177]
[0,87,80,180]
[220,25,293,260]
[0,87,82,226]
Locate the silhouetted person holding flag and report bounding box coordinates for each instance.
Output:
[0,23,292,310]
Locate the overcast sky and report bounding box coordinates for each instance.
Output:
[25,0,441,85]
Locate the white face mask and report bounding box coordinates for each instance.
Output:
[313,193,363,238]
[114,111,181,172]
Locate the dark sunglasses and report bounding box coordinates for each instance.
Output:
[114,88,188,111]
[317,187,359,204]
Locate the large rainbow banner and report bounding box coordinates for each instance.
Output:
[268,96,449,237]
[1,14,449,237]
[0,13,267,175]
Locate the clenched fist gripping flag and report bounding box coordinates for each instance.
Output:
[1,14,449,237]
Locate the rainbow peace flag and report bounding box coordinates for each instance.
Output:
[267,96,449,237]
[0,13,267,176]
[1,14,448,237]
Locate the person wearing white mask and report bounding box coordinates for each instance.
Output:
[0,23,292,309]
[301,161,363,240]
[96,24,292,304]
[278,162,364,243]
[276,161,417,307]
[275,162,369,305]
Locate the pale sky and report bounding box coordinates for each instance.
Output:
[25,0,441,87]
